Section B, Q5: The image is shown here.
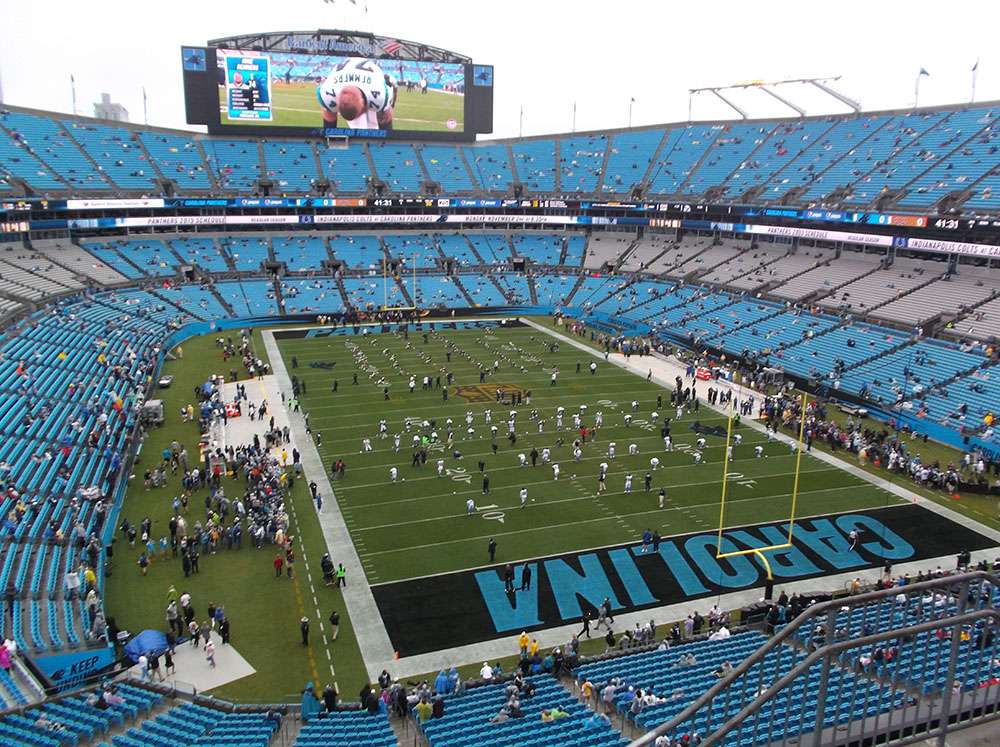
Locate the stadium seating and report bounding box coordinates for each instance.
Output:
[157,284,232,321]
[602,130,666,194]
[61,120,155,191]
[558,135,608,193]
[218,236,271,273]
[138,131,212,191]
[849,107,996,206]
[647,125,720,195]
[512,234,563,265]
[370,143,425,192]
[761,115,893,200]
[534,273,582,307]
[215,280,280,317]
[422,145,476,192]
[80,239,177,278]
[30,239,128,285]
[328,234,385,269]
[770,251,882,302]
[262,140,319,193]
[167,237,231,273]
[457,274,509,307]
[0,111,106,190]
[420,676,624,747]
[512,140,557,192]
[467,234,513,266]
[318,143,371,193]
[412,275,468,308]
[683,122,775,196]
[282,277,345,314]
[436,234,481,268]
[0,119,67,191]
[723,118,835,199]
[382,234,442,269]
[897,109,1000,207]
[817,257,943,314]
[273,235,331,271]
[295,710,395,747]
[342,276,408,309]
[584,233,634,269]
[464,144,514,192]
[203,139,262,192]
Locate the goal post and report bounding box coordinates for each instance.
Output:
[714,392,809,580]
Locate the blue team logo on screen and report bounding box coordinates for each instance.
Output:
[182,48,206,72]
[473,65,494,87]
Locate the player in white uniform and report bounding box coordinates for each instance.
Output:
[317,58,397,129]
[362,438,373,453]
[389,466,398,482]
[629,443,639,456]
[520,488,528,508]
[624,473,633,493]
[437,459,445,476]
[552,463,560,480]
[755,445,764,459]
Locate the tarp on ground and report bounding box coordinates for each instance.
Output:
[123,629,168,662]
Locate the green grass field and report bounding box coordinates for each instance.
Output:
[104,330,367,702]
[218,83,464,132]
[105,317,999,702]
[279,322,901,585]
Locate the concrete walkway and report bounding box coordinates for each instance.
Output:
[261,330,396,679]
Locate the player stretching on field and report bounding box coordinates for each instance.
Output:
[317,58,397,130]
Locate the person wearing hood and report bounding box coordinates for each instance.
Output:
[322,683,338,712]
[379,669,391,690]
[301,682,321,722]
[446,667,458,695]
[433,670,449,694]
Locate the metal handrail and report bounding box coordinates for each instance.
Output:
[629,570,1000,746]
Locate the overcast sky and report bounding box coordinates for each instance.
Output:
[2,0,998,139]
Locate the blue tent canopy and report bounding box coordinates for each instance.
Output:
[123,630,168,662]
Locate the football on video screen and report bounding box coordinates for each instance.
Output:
[216,49,465,133]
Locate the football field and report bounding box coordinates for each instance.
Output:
[219,83,465,131]
[277,320,898,586]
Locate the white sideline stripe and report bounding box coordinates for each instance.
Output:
[262,329,395,677]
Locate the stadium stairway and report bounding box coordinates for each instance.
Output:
[449,276,480,307]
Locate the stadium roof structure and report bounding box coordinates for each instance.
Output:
[206,29,472,64]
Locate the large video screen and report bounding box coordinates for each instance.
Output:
[215,49,466,135]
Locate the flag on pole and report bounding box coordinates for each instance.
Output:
[972,59,979,72]
[630,97,637,103]
[919,67,930,77]
[384,41,402,54]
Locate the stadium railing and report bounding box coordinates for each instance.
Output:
[629,571,1000,747]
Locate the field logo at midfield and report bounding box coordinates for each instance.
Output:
[454,384,526,403]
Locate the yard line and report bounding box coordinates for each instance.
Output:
[337,456,819,506]
[357,485,878,558]
[346,466,846,531]
[328,440,803,487]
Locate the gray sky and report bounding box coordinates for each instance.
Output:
[2,0,998,139]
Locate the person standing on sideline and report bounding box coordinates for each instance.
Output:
[300,616,310,646]
[641,528,653,553]
[336,564,346,587]
[520,564,532,591]
[579,610,592,639]
[274,553,284,578]
[658,488,666,509]
[328,610,340,640]
[205,640,216,668]
[488,538,497,563]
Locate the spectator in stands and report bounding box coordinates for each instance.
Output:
[432,696,445,719]
[541,706,570,722]
[713,660,734,678]
[301,682,321,722]
[479,661,493,680]
[322,683,338,711]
